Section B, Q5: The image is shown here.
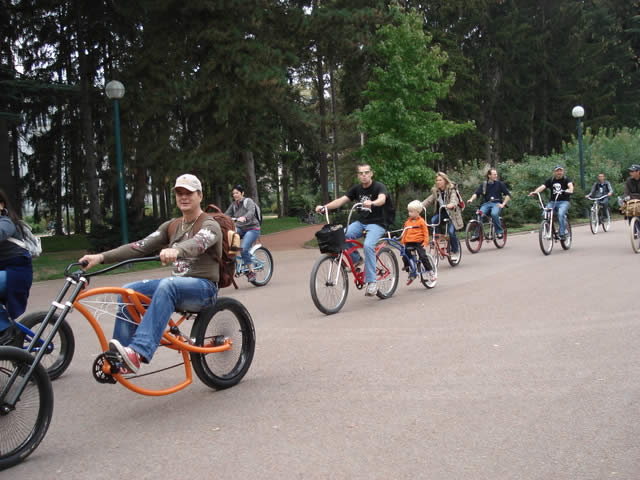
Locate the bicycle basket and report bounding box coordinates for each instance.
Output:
[624,199,640,217]
[315,224,346,254]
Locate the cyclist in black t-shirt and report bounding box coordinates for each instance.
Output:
[529,166,574,239]
[315,163,389,297]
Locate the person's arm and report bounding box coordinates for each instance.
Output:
[467,193,477,204]
[224,203,234,217]
[237,198,255,224]
[79,221,171,268]
[586,182,595,198]
[529,184,546,196]
[0,217,17,242]
[422,193,435,209]
[316,195,350,213]
[607,181,613,196]
[468,184,483,204]
[566,181,574,194]
[420,219,429,247]
[624,178,631,198]
[364,193,386,210]
[499,195,511,209]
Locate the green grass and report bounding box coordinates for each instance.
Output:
[32,216,314,282]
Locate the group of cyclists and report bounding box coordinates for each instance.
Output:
[2,163,639,375]
[314,162,640,299]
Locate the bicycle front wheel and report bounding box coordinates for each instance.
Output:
[631,217,640,253]
[602,207,611,232]
[427,241,440,268]
[589,206,599,234]
[249,246,273,287]
[13,312,75,381]
[539,220,553,255]
[0,346,54,471]
[375,247,399,299]
[561,221,572,250]
[447,240,462,267]
[493,219,507,249]
[310,254,349,315]
[190,298,255,390]
[465,221,483,254]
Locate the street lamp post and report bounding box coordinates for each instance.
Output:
[572,105,585,191]
[105,80,128,244]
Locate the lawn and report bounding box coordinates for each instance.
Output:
[32,216,312,282]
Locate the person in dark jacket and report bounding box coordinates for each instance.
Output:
[225,184,261,281]
[0,189,33,344]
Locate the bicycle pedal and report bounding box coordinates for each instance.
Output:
[92,353,118,384]
[103,351,125,375]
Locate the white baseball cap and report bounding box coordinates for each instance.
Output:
[173,174,202,192]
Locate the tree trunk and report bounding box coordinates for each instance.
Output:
[329,63,339,199]
[131,167,147,221]
[0,119,18,211]
[243,151,260,206]
[315,53,329,204]
[77,6,102,227]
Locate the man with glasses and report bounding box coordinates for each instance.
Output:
[315,163,390,297]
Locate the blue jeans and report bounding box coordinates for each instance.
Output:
[345,221,386,283]
[238,228,260,268]
[546,201,570,236]
[0,271,9,331]
[114,276,218,361]
[479,202,503,234]
[430,213,459,253]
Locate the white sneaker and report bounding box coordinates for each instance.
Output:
[427,271,437,282]
[365,282,378,296]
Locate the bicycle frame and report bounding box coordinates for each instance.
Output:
[235,243,266,275]
[321,203,393,288]
[427,206,453,257]
[1,257,234,405]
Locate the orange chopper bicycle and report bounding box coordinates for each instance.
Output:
[0,257,255,470]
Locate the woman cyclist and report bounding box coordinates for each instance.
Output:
[421,172,464,260]
[225,184,261,282]
[0,189,33,344]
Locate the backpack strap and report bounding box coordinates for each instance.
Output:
[482,181,487,197]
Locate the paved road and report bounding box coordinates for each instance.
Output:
[7,221,640,479]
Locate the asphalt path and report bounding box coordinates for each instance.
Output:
[6,220,640,479]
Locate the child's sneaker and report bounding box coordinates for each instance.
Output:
[247,271,256,282]
[406,274,417,286]
[108,339,141,374]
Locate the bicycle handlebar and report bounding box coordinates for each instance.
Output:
[426,205,451,228]
[586,195,608,201]
[64,256,162,279]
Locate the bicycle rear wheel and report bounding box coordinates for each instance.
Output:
[310,254,349,314]
[465,221,483,254]
[13,312,75,381]
[561,221,572,250]
[631,217,640,253]
[602,207,611,232]
[190,298,255,390]
[539,220,553,255]
[249,246,273,286]
[0,346,54,470]
[375,247,399,299]
[589,206,599,234]
[493,219,507,249]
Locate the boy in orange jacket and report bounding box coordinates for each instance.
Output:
[401,200,436,285]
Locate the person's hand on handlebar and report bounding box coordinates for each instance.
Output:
[446,202,456,210]
[78,253,104,270]
[159,248,180,266]
[315,205,326,214]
